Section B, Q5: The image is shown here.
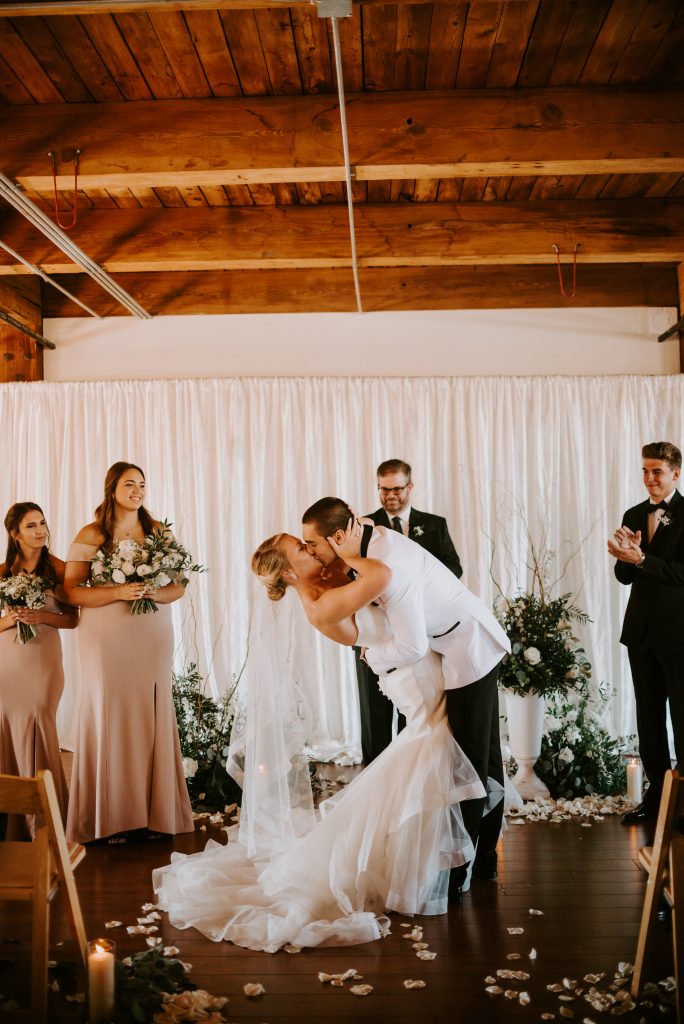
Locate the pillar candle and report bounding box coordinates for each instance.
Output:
[88,938,115,1024]
[626,760,643,804]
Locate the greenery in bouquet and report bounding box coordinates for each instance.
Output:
[172,662,243,810]
[0,570,47,644]
[89,520,204,615]
[494,525,592,699]
[535,684,628,798]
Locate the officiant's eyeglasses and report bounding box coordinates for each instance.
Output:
[378,485,409,495]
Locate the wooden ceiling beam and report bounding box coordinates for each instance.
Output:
[41,264,679,317]
[5,88,684,191]
[0,0,465,15]
[2,201,684,273]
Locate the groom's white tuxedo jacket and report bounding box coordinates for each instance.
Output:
[360,526,510,689]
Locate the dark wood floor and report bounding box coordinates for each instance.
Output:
[0,769,675,1023]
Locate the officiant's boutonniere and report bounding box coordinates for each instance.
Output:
[412,525,424,537]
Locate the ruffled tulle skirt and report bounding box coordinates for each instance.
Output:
[153,699,483,952]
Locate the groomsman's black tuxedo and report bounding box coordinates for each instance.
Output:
[354,506,462,764]
[615,488,684,806]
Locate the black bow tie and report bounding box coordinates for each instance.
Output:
[648,501,669,513]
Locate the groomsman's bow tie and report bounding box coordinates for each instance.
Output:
[648,501,669,513]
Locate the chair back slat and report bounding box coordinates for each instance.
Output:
[0,773,43,816]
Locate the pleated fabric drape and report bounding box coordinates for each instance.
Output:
[1,375,682,753]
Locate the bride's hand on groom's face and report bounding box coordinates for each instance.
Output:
[327,517,362,559]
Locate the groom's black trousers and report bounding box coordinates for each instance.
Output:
[445,661,504,885]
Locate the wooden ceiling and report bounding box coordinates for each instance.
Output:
[1,0,684,322]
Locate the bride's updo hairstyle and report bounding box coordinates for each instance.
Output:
[251,533,290,601]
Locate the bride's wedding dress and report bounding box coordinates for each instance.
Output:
[153,605,484,952]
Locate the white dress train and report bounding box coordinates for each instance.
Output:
[153,606,484,952]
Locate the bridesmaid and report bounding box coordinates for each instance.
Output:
[64,462,194,845]
[0,502,77,837]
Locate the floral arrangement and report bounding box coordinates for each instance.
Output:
[0,570,47,643]
[494,524,592,699]
[88,520,204,615]
[534,683,628,798]
[172,663,242,809]
[496,591,592,698]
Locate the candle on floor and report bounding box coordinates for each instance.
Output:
[626,758,643,804]
[88,938,115,1024]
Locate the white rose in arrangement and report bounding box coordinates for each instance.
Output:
[558,746,574,764]
[523,646,541,665]
[119,538,138,556]
[155,573,172,588]
[182,757,198,779]
[136,564,152,576]
[565,709,579,722]
[544,715,563,733]
[121,561,135,576]
[566,726,581,744]
[91,561,104,577]
[112,568,126,584]
[565,666,580,680]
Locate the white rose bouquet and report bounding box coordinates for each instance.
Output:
[89,520,204,615]
[0,570,47,644]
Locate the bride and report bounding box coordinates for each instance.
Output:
[152,522,484,952]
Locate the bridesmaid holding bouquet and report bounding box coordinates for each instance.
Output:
[64,462,194,845]
[0,502,77,837]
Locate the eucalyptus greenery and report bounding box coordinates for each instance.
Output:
[172,662,243,810]
[114,949,194,1023]
[534,684,629,799]
[496,592,592,698]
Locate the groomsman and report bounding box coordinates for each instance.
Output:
[355,459,462,763]
[608,441,684,824]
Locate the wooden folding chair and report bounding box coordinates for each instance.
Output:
[0,770,87,1021]
[631,768,683,1020]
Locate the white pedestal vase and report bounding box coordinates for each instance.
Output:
[504,691,550,800]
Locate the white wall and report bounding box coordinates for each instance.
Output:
[44,306,680,380]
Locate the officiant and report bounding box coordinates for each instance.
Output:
[354,458,463,763]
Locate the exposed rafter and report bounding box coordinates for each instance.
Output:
[5,89,684,192]
[3,201,684,274]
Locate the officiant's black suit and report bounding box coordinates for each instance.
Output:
[355,507,462,763]
[615,488,684,804]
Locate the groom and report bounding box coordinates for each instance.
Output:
[302,497,510,899]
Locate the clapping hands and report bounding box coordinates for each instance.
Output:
[607,524,644,564]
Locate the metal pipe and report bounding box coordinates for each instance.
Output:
[330,16,363,314]
[0,239,102,319]
[0,1,314,14]
[657,316,684,343]
[0,173,151,319]
[0,309,56,350]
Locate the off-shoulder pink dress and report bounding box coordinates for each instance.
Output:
[65,541,194,844]
[0,590,70,838]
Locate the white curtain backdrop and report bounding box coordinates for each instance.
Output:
[1,375,682,754]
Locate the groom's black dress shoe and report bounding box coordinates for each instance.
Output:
[621,801,658,825]
[472,853,498,880]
